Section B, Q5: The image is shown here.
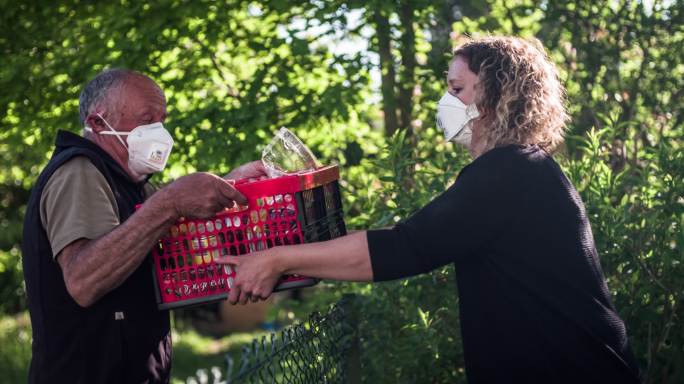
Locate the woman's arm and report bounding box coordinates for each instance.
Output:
[218,148,517,305]
[217,231,372,304]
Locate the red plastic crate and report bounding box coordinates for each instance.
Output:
[148,165,346,310]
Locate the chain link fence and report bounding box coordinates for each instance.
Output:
[185,294,361,384]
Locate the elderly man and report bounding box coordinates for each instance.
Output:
[21,68,263,383]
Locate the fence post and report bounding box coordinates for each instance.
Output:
[342,294,362,384]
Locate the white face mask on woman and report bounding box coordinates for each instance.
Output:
[86,113,174,178]
[436,91,480,147]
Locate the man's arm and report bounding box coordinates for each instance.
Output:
[58,172,246,307]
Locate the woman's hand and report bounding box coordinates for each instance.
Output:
[223,160,268,182]
[217,249,284,305]
[217,232,373,305]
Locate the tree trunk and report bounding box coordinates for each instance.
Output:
[372,9,399,137]
[398,2,416,136]
[427,0,458,77]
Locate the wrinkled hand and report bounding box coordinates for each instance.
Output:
[216,249,283,305]
[159,172,247,219]
[223,160,268,182]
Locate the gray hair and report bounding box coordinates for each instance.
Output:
[78,68,134,125]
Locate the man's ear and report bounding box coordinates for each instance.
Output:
[84,114,106,133]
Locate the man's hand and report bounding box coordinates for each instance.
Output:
[156,172,247,219]
[223,160,268,182]
[217,249,284,305]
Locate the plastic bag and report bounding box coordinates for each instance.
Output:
[261,127,320,178]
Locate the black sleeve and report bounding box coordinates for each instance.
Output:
[367,152,517,281]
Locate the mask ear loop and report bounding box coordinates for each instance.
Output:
[94,113,130,148]
[465,104,480,120]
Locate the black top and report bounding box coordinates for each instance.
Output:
[367,144,640,383]
[22,131,171,384]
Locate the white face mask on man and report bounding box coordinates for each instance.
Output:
[436,91,480,147]
[85,113,174,178]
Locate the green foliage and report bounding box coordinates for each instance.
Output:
[0,313,31,382]
[1,0,682,383]
[343,130,471,383]
[0,247,24,313]
[563,127,684,382]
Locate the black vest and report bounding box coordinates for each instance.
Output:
[22,131,171,384]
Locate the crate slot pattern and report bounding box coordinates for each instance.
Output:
[149,166,346,310]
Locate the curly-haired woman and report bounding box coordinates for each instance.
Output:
[219,36,641,383]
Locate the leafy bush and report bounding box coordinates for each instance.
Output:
[563,127,683,383]
[343,129,470,383]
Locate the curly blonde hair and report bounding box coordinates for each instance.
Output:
[454,36,569,152]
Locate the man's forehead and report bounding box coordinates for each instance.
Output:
[122,77,165,104]
[129,75,164,96]
[109,77,165,120]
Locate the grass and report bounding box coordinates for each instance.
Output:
[0,288,340,383]
[0,312,269,384]
[170,326,270,383]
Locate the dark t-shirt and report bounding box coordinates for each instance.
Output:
[367,144,640,383]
